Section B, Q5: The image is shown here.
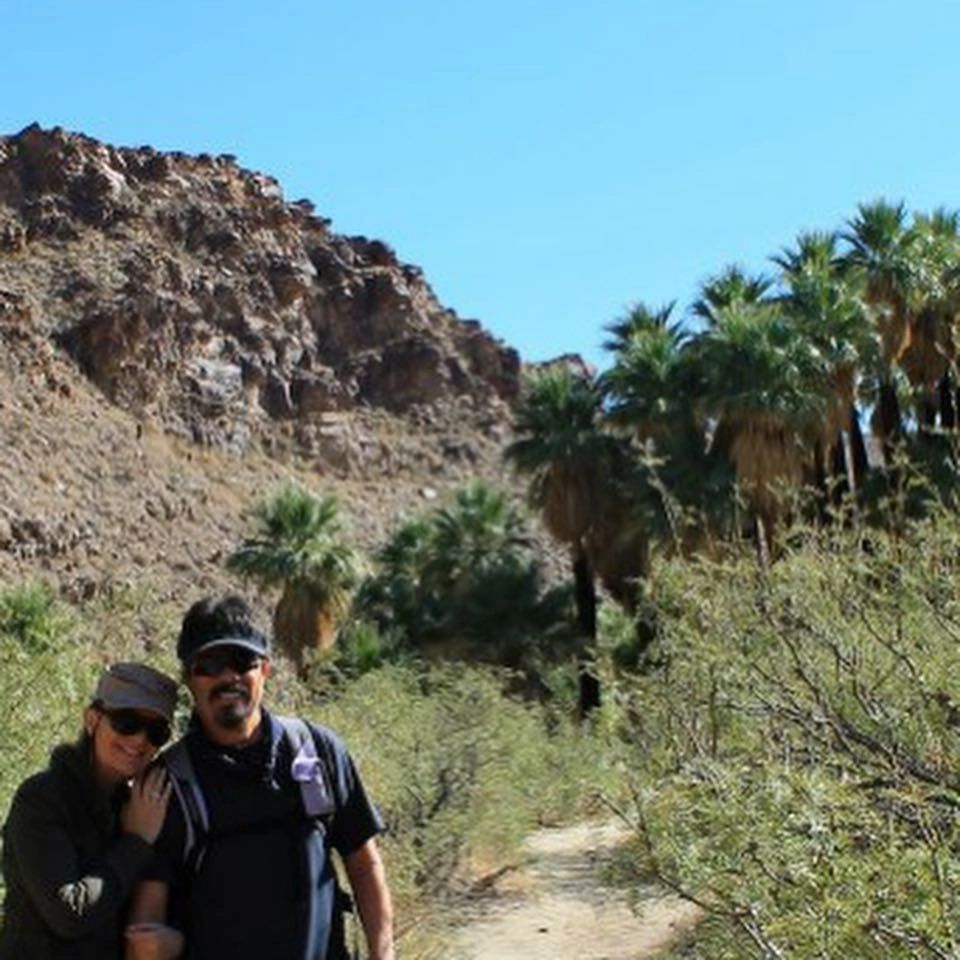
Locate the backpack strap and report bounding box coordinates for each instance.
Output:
[274,716,356,960]
[163,740,210,871]
[276,715,336,821]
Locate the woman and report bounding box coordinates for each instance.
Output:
[0,662,183,959]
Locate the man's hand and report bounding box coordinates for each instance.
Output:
[124,922,184,960]
[125,881,178,960]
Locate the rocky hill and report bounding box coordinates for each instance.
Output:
[0,125,532,603]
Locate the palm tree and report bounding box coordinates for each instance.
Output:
[424,483,572,670]
[690,301,830,560]
[899,208,960,429]
[426,482,530,593]
[772,230,841,282]
[601,301,678,354]
[356,484,574,674]
[841,200,919,462]
[358,516,442,644]
[600,302,689,442]
[775,232,876,497]
[226,483,363,669]
[505,366,616,716]
[599,302,735,555]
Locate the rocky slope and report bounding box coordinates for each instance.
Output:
[0,125,530,602]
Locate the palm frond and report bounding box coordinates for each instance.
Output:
[226,483,362,598]
[691,265,773,326]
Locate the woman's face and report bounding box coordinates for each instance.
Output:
[85,706,166,785]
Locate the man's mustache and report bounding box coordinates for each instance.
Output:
[210,682,249,699]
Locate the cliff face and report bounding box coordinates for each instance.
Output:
[0,125,528,601]
[0,124,519,454]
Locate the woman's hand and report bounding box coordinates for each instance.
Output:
[120,767,171,845]
[125,922,184,960]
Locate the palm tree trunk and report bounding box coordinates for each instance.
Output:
[274,586,331,676]
[830,434,849,505]
[849,406,869,490]
[572,544,600,718]
[939,372,956,429]
[812,439,829,524]
[877,380,902,466]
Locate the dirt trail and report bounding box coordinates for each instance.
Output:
[445,821,701,960]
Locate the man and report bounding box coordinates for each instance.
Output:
[126,595,394,960]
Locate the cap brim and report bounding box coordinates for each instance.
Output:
[188,637,269,659]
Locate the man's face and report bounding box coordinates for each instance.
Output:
[185,645,270,741]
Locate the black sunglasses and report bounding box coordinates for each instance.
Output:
[102,708,171,747]
[190,647,262,678]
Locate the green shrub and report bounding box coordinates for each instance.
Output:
[311,664,612,895]
[335,619,407,675]
[0,582,68,654]
[614,510,960,958]
[0,586,91,827]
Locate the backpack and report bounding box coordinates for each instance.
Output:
[163,715,358,960]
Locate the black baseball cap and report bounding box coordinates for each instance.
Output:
[177,595,271,664]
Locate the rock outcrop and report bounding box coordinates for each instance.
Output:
[0,124,520,455]
[0,125,538,601]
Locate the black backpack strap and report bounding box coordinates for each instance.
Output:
[163,740,210,872]
[275,715,357,960]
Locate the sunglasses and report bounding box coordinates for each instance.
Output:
[190,647,263,678]
[102,708,171,747]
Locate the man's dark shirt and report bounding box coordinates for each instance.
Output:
[148,710,383,960]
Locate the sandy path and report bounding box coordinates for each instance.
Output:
[445,821,701,960]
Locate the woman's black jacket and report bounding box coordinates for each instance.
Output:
[0,739,153,959]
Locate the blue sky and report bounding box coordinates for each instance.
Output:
[4,1,959,369]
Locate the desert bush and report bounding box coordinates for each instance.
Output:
[613,509,960,958]
[0,585,92,814]
[308,664,612,894]
[335,618,407,675]
[0,581,69,654]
